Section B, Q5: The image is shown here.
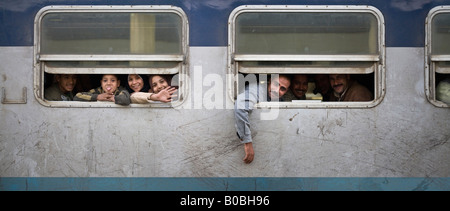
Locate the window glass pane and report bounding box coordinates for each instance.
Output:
[235,12,378,55]
[41,12,182,55]
[432,13,450,55]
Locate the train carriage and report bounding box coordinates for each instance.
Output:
[0,0,449,191]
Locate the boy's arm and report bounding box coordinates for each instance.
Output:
[73,88,99,101]
[114,88,131,105]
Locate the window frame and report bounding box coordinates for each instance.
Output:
[33,5,189,108]
[228,5,386,109]
[425,6,450,108]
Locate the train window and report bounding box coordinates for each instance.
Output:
[426,6,450,107]
[228,5,385,108]
[34,5,188,107]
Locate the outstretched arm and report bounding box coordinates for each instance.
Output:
[150,86,177,103]
[74,88,100,101]
[234,81,259,164]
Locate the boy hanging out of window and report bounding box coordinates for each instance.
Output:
[74,74,131,105]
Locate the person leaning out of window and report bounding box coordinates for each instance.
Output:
[126,74,176,104]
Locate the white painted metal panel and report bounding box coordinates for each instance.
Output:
[1,47,449,177]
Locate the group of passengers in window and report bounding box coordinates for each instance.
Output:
[44,73,375,104]
[235,73,373,163]
[44,73,177,105]
[277,73,373,102]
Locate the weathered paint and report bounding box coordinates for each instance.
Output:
[1,1,450,191]
[1,47,449,179]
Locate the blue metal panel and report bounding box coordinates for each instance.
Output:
[1,0,450,47]
[1,177,449,191]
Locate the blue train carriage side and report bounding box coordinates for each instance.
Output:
[0,0,449,191]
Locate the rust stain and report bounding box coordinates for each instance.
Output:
[289,113,299,121]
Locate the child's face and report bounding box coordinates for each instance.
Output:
[101,75,120,94]
[150,75,169,94]
[57,74,77,93]
[128,74,144,93]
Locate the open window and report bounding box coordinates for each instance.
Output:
[228,5,385,108]
[34,5,188,107]
[426,6,450,107]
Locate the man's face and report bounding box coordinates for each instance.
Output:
[314,74,331,95]
[268,75,290,100]
[57,74,77,93]
[291,75,308,98]
[329,74,350,94]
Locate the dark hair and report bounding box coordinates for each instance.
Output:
[279,74,292,82]
[267,74,292,83]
